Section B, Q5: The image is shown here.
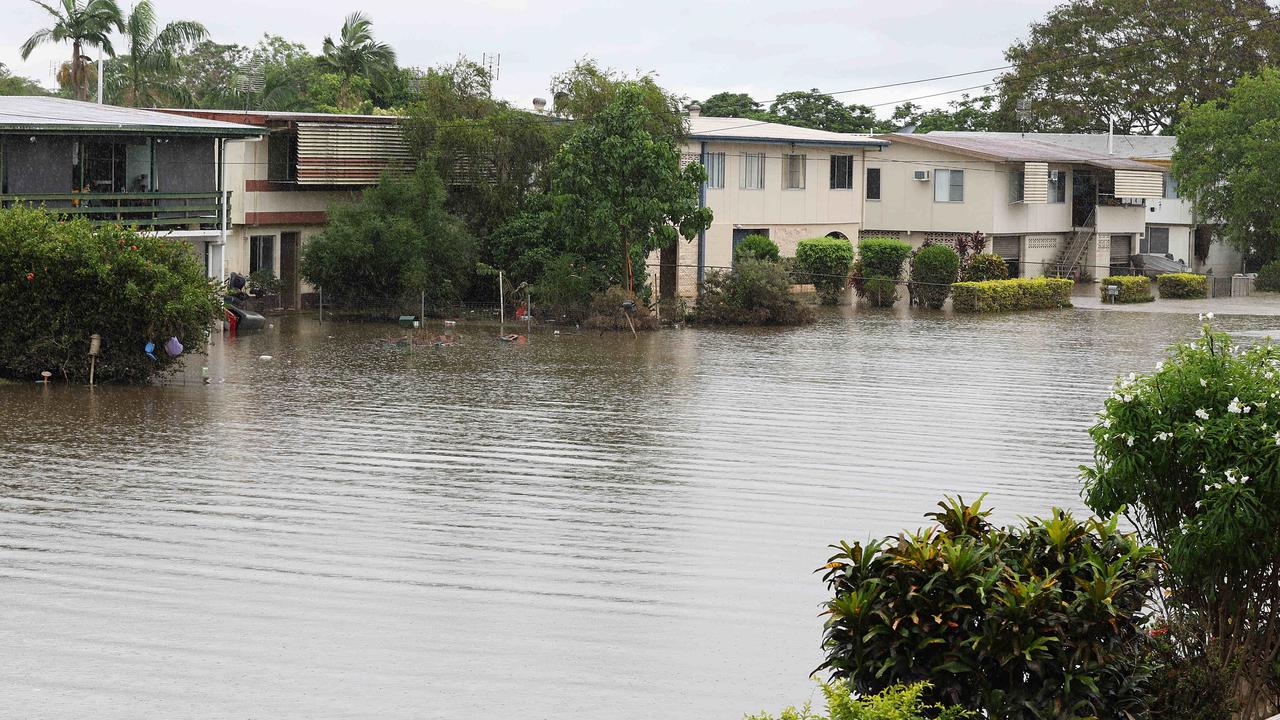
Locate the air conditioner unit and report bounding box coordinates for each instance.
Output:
[913,170,931,181]
[1049,170,1062,181]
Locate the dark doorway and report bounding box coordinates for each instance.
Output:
[659,244,677,299]
[1072,172,1097,227]
[731,228,769,264]
[280,231,301,310]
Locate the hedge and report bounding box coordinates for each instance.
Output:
[852,236,911,308]
[733,233,780,263]
[952,277,1074,312]
[1101,275,1154,303]
[796,236,855,304]
[1256,260,1280,292]
[1156,273,1208,299]
[909,243,960,309]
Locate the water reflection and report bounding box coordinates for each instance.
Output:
[0,307,1270,718]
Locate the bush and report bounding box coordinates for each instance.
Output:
[1082,325,1280,717]
[1255,260,1280,292]
[746,681,969,720]
[951,277,1073,312]
[1156,272,1208,299]
[796,236,855,305]
[959,253,1008,282]
[1101,274,1154,302]
[908,244,960,309]
[851,237,911,308]
[734,234,780,263]
[0,206,219,384]
[247,268,283,297]
[693,258,815,326]
[581,286,659,331]
[820,496,1161,720]
[1146,621,1238,720]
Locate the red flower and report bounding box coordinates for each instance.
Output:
[26,272,34,281]
[130,245,139,251]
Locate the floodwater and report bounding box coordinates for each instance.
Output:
[3,300,1280,719]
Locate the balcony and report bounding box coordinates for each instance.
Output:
[0,191,228,230]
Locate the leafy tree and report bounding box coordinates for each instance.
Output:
[20,0,125,102]
[747,681,969,720]
[700,91,761,118]
[890,93,999,133]
[1174,68,1280,263]
[110,0,206,107]
[173,40,246,108]
[908,243,960,309]
[693,258,813,326]
[768,90,878,133]
[0,63,49,96]
[550,58,687,140]
[998,0,1280,133]
[319,12,397,111]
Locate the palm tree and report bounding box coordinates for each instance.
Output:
[114,0,206,106]
[20,0,125,102]
[319,12,396,109]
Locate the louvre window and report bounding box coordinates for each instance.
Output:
[783,154,806,190]
[705,152,725,189]
[741,153,765,189]
[830,155,854,190]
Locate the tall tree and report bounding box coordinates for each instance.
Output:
[111,0,206,107]
[999,0,1280,133]
[0,63,49,96]
[889,93,1000,133]
[700,91,761,117]
[549,58,687,140]
[319,12,397,111]
[1174,68,1280,263]
[767,90,878,133]
[20,0,124,102]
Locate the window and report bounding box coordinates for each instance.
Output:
[934,169,964,202]
[1009,170,1025,203]
[249,235,275,274]
[741,153,765,189]
[705,152,725,189]
[783,154,806,189]
[866,167,881,200]
[1163,172,1179,199]
[1143,226,1170,255]
[1048,169,1066,203]
[830,154,854,190]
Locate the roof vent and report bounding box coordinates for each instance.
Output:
[532,97,547,113]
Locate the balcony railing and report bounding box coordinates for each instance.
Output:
[0,191,227,230]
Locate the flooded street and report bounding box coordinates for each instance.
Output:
[3,303,1279,719]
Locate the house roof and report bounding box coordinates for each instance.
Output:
[687,116,888,148]
[878,132,1160,171]
[0,96,264,137]
[928,132,1175,163]
[155,108,404,127]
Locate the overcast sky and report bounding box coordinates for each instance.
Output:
[2,0,1060,114]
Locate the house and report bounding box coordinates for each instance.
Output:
[662,110,888,297]
[0,96,263,277]
[862,131,1182,280]
[155,109,412,308]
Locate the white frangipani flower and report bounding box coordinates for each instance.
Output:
[1196,408,1210,420]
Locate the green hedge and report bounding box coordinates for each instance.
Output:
[796,236,855,305]
[909,243,960,309]
[952,277,1074,312]
[733,233,780,263]
[1256,260,1280,292]
[1102,275,1154,303]
[1156,272,1208,299]
[852,236,911,308]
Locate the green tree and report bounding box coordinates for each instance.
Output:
[319,12,397,111]
[110,0,206,107]
[20,0,124,102]
[700,91,761,117]
[550,58,687,140]
[768,90,879,133]
[1174,68,1280,262]
[0,63,49,95]
[998,0,1280,133]
[173,40,246,108]
[890,93,999,133]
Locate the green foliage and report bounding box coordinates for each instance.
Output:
[1255,260,1280,292]
[247,268,282,297]
[820,496,1162,720]
[20,0,125,102]
[1156,272,1207,299]
[849,237,908,308]
[794,236,856,305]
[999,0,1280,133]
[1081,326,1280,717]
[582,286,658,331]
[550,59,688,140]
[734,234,780,263]
[1102,274,1154,303]
[1146,622,1238,720]
[908,243,960,309]
[951,277,1073,312]
[319,12,397,111]
[1175,69,1280,262]
[0,62,50,96]
[0,206,219,383]
[693,258,814,326]
[889,94,998,133]
[746,681,969,720]
[768,90,879,133]
[300,168,474,315]
[958,253,1007,282]
[109,0,206,107]
[700,92,761,118]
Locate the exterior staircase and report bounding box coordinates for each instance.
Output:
[1048,209,1096,279]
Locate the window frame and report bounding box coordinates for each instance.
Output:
[1009,170,1025,203]
[1143,226,1171,255]
[1048,169,1067,203]
[865,167,881,200]
[783,153,806,190]
[740,152,765,190]
[934,168,964,203]
[249,234,276,275]
[829,154,854,190]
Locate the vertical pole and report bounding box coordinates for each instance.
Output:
[96,50,103,104]
[318,286,324,323]
[498,270,505,326]
[219,138,228,282]
[1107,115,1114,155]
[697,141,708,288]
[89,356,95,386]
[421,290,425,327]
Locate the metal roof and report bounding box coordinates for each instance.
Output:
[928,132,1176,162]
[155,108,404,127]
[0,96,264,137]
[687,116,888,148]
[879,132,1160,171]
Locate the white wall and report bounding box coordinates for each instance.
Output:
[862,144,995,233]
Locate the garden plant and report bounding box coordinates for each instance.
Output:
[734,234,780,263]
[1156,272,1208,299]
[850,236,910,308]
[693,258,814,326]
[1101,275,1154,303]
[908,243,960,309]
[796,236,856,305]
[746,681,968,720]
[950,277,1073,312]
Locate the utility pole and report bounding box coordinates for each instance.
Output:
[96,48,103,104]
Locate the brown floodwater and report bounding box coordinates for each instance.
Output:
[2,303,1279,719]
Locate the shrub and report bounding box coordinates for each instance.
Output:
[1255,260,1280,292]
[1146,620,1238,720]
[959,253,1008,282]
[581,286,659,331]
[693,258,815,326]
[745,681,969,720]
[908,244,960,309]
[1101,274,1154,302]
[734,234,780,263]
[851,237,911,308]
[0,206,219,384]
[820,496,1161,720]
[796,236,855,305]
[1082,324,1280,718]
[1156,272,1208,299]
[950,277,1073,312]
[248,268,283,297]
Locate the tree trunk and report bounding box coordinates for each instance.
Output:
[72,40,84,102]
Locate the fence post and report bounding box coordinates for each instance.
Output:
[318,286,323,323]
